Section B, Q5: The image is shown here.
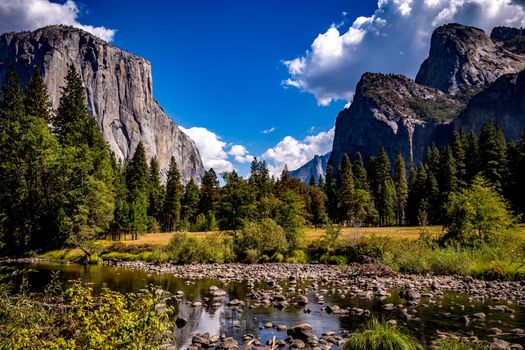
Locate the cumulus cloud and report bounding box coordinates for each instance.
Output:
[262,127,334,176]
[180,126,235,173]
[284,0,525,105]
[261,127,276,134]
[228,145,255,164]
[0,0,116,41]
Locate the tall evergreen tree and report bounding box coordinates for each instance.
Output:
[353,152,368,191]
[336,154,354,225]
[317,175,325,189]
[370,148,395,226]
[163,157,183,232]
[199,168,220,215]
[24,67,50,121]
[125,143,150,238]
[147,157,163,224]
[323,164,338,222]
[451,129,467,188]
[394,154,408,226]
[181,178,200,224]
[478,121,507,191]
[219,170,255,230]
[0,65,25,121]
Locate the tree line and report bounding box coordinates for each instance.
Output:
[1,63,524,256]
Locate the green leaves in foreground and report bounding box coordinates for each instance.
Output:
[0,280,173,350]
[344,319,423,350]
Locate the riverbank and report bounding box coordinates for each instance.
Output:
[4,258,525,349]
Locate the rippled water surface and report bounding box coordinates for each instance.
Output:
[12,262,525,348]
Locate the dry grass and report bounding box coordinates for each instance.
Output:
[54,224,525,251]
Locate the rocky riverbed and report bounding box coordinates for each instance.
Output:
[5,259,525,349]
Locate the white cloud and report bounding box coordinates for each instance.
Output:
[284,0,525,106]
[228,145,255,164]
[180,126,234,173]
[261,127,276,134]
[0,0,116,41]
[262,127,334,176]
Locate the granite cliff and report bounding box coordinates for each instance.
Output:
[0,25,204,182]
[329,23,525,169]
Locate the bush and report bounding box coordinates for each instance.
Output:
[443,176,516,246]
[236,219,288,262]
[287,249,308,263]
[344,319,423,350]
[0,280,173,349]
[165,233,234,264]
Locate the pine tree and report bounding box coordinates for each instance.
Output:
[125,142,150,238]
[248,158,272,199]
[24,67,50,121]
[336,154,354,225]
[394,154,408,226]
[0,65,25,121]
[353,152,368,190]
[465,132,480,181]
[53,64,115,252]
[308,175,316,187]
[307,186,327,227]
[147,157,163,225]
[182,178,200,224]
[370,148,395,226]
[163,156,183,232]
[109,155,129,239]
[451,129,467,188]
[323,164,338,222]
[479,121,507,191]
[439,146,458,198]
[53,65,90,144]
[199,168,220,215]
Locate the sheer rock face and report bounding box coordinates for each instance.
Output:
[455,70,525,139]
[491,26,525,55]
[289,152,330,184]
[329,73,462,167]
[416,23,525,95]
[0,25,204,183]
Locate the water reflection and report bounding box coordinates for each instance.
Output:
[10,261,525,348]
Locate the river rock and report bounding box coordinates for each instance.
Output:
[288,323,314,340]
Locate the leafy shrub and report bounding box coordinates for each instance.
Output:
[443,177,516,246]
[236,219,288,262]
[287,249,308,263]
[0,280,173,350]
[344,318,423,350]
[165,233,234,264]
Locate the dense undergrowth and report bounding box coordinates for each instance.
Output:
[0,268,173,350]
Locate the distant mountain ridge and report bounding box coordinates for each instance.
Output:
[0,25,204,182]
[289,152,330,184]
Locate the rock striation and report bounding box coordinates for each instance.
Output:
[0,25,204,182]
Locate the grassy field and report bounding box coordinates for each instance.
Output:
[93,225,446,248]
[37,224,525,261]
[94,224,525,248]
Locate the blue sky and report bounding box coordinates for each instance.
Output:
[2,0,525,176]
[76,0,374,175]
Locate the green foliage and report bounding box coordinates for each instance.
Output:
[218,170,255,230]
[344,318,423,350]
[182,178,199,224]
[24,67,50,121]
[337,154,355,224]
[0,65,25,121]
[165,233,234,264]
[276,190,306,251]
[394,154,408,225]
[162,156,183,232]
[0,279,173,350]
[431,339,489,350]
[443,176,516,246]
[236,219,288,262]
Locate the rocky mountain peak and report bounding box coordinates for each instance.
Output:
[416,23,525,95]
[0,25,204,183]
